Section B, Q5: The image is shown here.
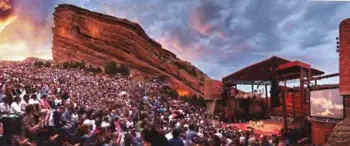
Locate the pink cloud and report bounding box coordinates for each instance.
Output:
[189,7,214,36]
[157,35,206,62]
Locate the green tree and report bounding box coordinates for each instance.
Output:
[181,96,190,102]
[163,86,170,93]
[34,61,44,67]
[72,61,83,68]
[118,63,130,76]
[63,62,70,69]
[168,89,179,99]
[104,61,118,74]
[80,61,86,69]
[73,61,85,69]
[191,95,198,105]
[197,96,206,107]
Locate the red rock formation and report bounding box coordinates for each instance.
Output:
[339,18,350,96]
[52,4,208,95]
[204,79,223,99]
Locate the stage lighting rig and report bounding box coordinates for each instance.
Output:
[336,37,339,53]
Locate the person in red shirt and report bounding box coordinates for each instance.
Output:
[40,94,51,110]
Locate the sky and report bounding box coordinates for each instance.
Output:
[0,0,348,82]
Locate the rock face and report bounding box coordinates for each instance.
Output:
[339,18,350,96]
[326,117,350,145]
[52,4,208,95]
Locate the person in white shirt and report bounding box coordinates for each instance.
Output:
[71,111,79,123]
[126,118,133,129]
[10,96,23,115]
[54,96,62,106]
[19,89,26,99]
[0,97,10,114]
[101,117,110,128]
[165,128,173,140]
[29,94,40,105]
[20,95,30,112]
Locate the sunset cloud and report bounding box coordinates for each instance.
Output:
[0,0,348,82]
[0,0,15,33]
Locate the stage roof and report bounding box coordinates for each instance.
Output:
[222,56,325,85]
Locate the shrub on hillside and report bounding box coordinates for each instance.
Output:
[63,62,70,69]
[104,61,118,75]
[72,61,85,69]
[168,89,179,99]
[34,61,44,67]
[197,96,206,107]
[118,63,130,76]
[94,67,102,73]
[43,61,51,67]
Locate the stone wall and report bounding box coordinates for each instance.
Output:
[52,4,207,95]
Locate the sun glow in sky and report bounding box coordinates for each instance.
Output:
[0,15,15,32]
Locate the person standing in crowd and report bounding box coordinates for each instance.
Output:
[168,128,184,146]
[184,124,198,145]
[76,124,91,146]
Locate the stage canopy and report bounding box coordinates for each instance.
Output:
[222,56,324,85]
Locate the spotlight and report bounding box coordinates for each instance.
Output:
[336,46,339,52]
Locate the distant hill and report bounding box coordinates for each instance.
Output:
[51,4,211,96]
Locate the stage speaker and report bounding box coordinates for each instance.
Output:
[339,19,350,96]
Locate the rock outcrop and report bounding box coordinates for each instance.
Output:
[326,117,350,145]
[52,4,208,95]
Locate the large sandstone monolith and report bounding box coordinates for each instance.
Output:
[52,4,208,96]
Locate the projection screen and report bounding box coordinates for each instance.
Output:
[310,88,344,119]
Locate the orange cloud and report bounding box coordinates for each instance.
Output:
[0,13,52,60]
[0,0,16,34]
[0,0,12,11]
[0,14,15,33]
[157,36,205,62]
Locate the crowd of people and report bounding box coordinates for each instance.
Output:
[0,60,288,146]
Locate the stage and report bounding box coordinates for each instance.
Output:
[229,119,283,136]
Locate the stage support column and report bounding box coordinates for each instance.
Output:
[265,84,268,115]
[300,68,305,116]
[233,84,237,122]
[292,92,296,120]
[282,79,288,133]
